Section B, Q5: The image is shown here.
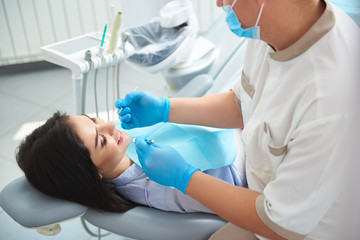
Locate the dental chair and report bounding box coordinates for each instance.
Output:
[0,11,248,240]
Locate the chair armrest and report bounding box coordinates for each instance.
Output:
[84,206,226,240]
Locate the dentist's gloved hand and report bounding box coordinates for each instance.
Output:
[135,136,199,194]
[115,91,170,129]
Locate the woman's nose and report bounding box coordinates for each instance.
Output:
[99,121,116,135]
[96,117,105,124]
[217,0,229,7]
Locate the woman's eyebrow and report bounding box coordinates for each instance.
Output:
[94,128,98,148]
[81,114,91,120]
[81,114,98,148]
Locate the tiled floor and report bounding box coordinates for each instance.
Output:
[0,61,167,240]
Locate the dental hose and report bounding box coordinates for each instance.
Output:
[106,66,110,121]
[112,65,116,120]
[94,68,99,118]
[116,61,120,100]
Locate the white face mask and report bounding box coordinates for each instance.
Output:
[223,0,266,39]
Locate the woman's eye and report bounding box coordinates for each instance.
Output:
[100,134,107,147]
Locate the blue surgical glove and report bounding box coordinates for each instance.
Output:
[115,91,170,129]
[135,136,199,194]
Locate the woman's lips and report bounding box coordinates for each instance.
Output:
[116,129,123,145]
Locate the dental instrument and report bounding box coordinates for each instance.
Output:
[107,12,122,55]
[101,23,107,48]
[108,12,122,103]
[132,138,155,144]
[97,22,107,59]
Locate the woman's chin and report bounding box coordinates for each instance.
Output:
[121,132,131,147]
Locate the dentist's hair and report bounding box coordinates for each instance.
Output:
[16,111,136,213]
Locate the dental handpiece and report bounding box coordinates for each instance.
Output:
[108,12,122,55]
[132,138,155,144]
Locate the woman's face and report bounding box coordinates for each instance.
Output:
[69,115,131,179]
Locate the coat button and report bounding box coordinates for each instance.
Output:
[266,200,272,209]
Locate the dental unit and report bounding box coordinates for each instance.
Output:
[1,0,250,239]
[1,0,359,239]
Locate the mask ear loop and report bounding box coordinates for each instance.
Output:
[255,1,266,27]
[231,0,238,8]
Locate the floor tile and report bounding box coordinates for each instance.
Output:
[0,93,45,136]
[0,67,72,107]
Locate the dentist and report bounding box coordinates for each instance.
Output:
[116,0,360,239]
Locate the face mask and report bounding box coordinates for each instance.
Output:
[222,0,265,39]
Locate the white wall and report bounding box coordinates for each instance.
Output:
[0,0,223,66]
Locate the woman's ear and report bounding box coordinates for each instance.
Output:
[98,172,103,179]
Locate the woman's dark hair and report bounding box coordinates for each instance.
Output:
[16,111,136,213]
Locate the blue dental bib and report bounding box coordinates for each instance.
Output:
[115,121,237,171]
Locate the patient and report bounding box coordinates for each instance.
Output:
[16,111,246,213]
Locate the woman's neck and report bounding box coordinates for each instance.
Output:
[106,155,134,180]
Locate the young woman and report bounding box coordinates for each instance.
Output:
[16,111,246,213]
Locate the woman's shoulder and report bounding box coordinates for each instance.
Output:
[110,163,145,186]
